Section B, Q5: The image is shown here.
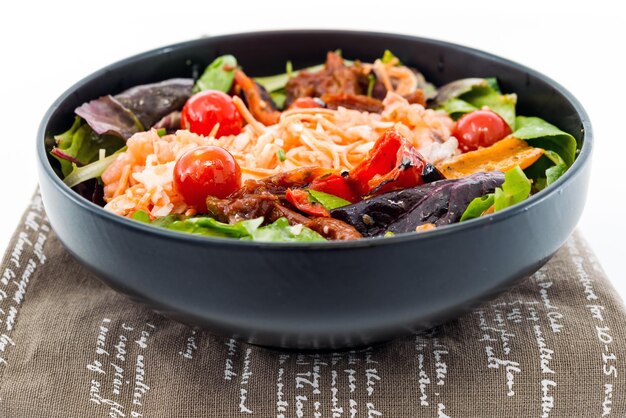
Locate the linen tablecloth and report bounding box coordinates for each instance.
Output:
[1,193,624,417]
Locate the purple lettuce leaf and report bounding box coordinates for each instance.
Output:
[75,95,143,139]
[114,78,193,129]
[330,172,505,236]
[75,78,193,140]
[152,111,182,133]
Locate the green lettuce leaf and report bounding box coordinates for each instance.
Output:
[131,210,151,223]
[250,218,326,242]
[524,149,569,192]
[165,217,263,238]
[150,215,178,228]
[438,98,478,120]
[462,88,517,129]
[51,117,125,177]
[461,166,531,221]
[381,49,399,64]
[192,55,238,94]
[366,74,376,97]
[512,116,577,167]
[254,63,325,93]
[307,189,350,210]
[270,90,287,109]
[459,194,495,222]
[544,150,568,186]
[62,146,127,188]
[484,77,501,92]
[146,215,325,243]
[494,166,531,211]
[434,78,516,129]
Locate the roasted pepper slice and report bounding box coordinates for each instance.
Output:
[349,129,433,196]
[285,188,330,217]
[309,173,360,203]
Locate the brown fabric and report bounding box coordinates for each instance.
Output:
[1,193,625,417]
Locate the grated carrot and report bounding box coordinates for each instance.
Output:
[102,93,458,218]
[113,164,131,198]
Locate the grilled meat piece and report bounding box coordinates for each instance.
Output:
[402,89,426,106]
[321,93,384,113]
[206,192,281,224]
[305,217,362,241]
[206,191,360,241]
[235,167,331,197]
[205,167,361,240]
[285,52,368,107]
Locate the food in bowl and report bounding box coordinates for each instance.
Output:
[49,50,578,242]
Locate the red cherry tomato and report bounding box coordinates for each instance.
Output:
[181,90,243,137]
[173,145,241,212]
[452,110,512,152]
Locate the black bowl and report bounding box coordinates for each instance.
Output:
[37,30,592,349]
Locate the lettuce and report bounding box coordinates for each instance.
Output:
[62,147,126,188]
[270,91,287,109]
[75,95,144,139]
[131,210,151,223]
[494,166,531,210]
[332,172,504,236]
[144,215,326,243]
[381,49,399,64]
[459,194,495,222]
[254,63,325,93]
[512,116,577,190]
[76,79,193,139]
[461,166,531,221]
[51,116,125,177]
[307,189,350,210]
[461,87,517,130]
[512,116,577,167]
[438,98,478,116]
[249,218,326,242]
[544,151,568,186]
[193,55,238,94]
[434,78,517,129]
[165,217,263,238]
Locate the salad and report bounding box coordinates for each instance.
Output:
[49,50,578,242]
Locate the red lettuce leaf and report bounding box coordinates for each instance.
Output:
[75,95,143,139]
[330,171,505,236]
[75,78,193,139]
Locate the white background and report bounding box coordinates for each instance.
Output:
[1,1,624,297]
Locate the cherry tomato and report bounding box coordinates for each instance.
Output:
[452,110,512,152]
[173,145,241,211]
[181,90,243,137]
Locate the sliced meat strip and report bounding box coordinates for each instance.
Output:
[236,167,331,196]
[285,52,368,107]
[305,217,362,241]
[321,93,384,113]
